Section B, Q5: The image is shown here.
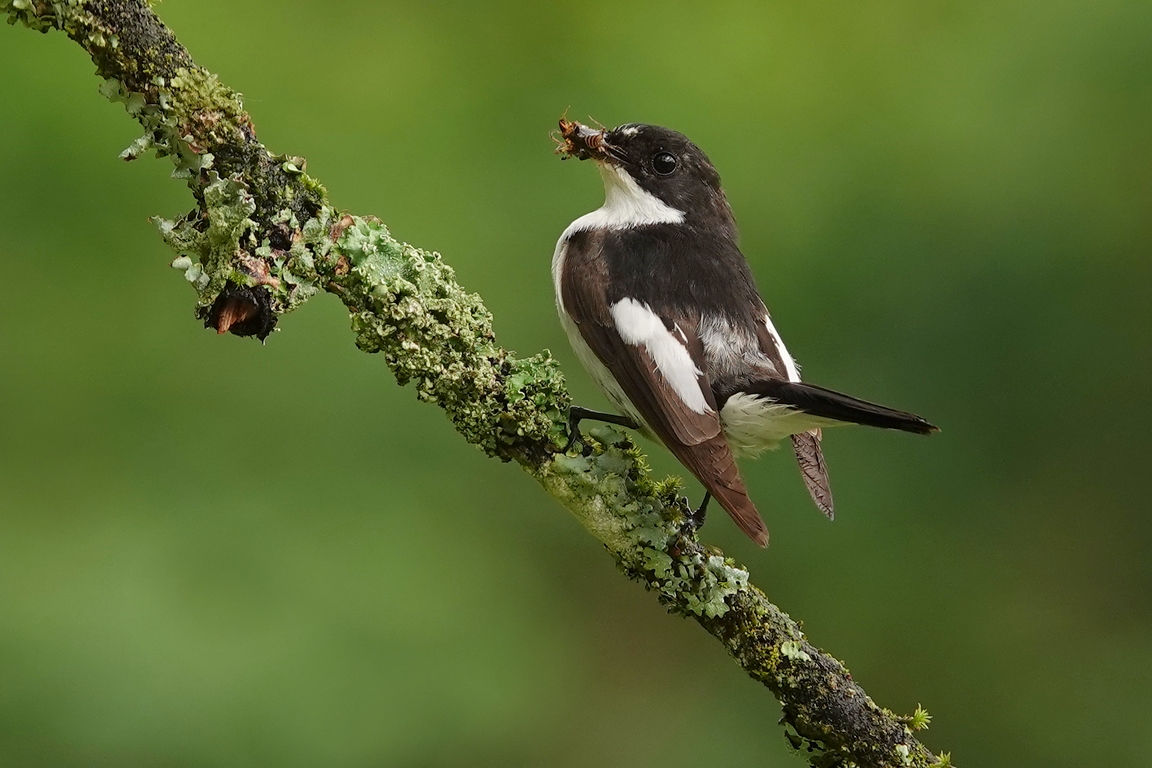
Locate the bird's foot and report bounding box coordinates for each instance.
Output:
[563,406,639,453]
[680,491,711,538]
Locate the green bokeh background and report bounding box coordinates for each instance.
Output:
[2,1,1150,765]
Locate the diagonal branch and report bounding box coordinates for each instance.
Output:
[4,2,948,765]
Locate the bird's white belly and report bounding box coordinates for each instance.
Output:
[719,392,839,458]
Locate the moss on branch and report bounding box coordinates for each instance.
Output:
[4,2,947,765]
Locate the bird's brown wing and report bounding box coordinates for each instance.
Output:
[561,247,769,546]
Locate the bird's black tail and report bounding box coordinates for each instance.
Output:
[746,380,939,435]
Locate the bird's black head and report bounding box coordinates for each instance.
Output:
[557,119,734,230]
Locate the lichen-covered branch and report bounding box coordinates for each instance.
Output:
[4,2,949,766]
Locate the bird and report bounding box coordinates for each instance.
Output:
[551,118,938,547]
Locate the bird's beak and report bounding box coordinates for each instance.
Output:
[555,118,615,164]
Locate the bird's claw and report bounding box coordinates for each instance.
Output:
[680,491,711,538]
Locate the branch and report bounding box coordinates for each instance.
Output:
[4,3,948,765]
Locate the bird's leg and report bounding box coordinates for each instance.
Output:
[564,406,639,452]
[682,491,711,535]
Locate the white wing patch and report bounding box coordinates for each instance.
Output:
[562,164,684,239]
[763,313,801,382]
[610,298,712,415]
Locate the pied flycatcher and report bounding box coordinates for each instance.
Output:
[552,118,938,546]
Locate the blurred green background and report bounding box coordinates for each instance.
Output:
[2,1,1150,765]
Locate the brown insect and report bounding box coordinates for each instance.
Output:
[553,114,607,160]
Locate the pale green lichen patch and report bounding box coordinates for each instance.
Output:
[156,174,256,310]
[322,216,567,462]
[642,547,674,578]
[5,1,104,35]
[97,77,196,178]
[780,640,812,662]
[100,70,230,179]
[8,0,327,328]
[678,555,750,618]
[535,426,752,620]
[156,176,327,322]
[539,453,638,552]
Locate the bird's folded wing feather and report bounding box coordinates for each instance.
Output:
[561,256,768,545]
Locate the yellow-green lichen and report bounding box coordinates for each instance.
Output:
[781,640,812,662]
[157,174,256,309]
[535,424,752,620]
[325,216,567,461]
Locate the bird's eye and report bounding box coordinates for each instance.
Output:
[652,152,678,176]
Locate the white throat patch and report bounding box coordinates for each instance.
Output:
[561,164,685,239]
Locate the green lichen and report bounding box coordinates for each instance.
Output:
[781,640,812,662]
[156,174,255,309]
[99,42,326,322]
[323,216,567,462]
[5,1,79,33]
[30,0,328,324]
[535,425,751,619]
[101,76,204,177]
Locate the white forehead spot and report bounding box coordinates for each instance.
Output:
[561,164,684,238]
[620,125,639,136]
[610,298,711,415]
